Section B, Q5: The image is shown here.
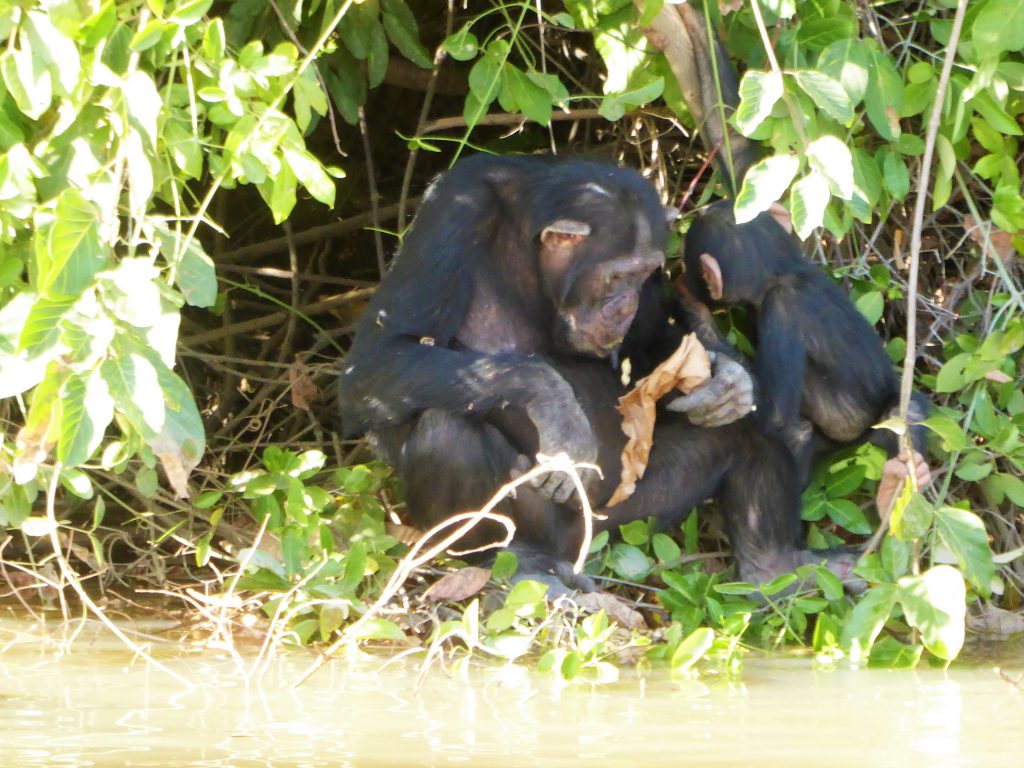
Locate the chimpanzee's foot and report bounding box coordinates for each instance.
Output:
[795,548,867,594]
[507,546,597,598]
[740,548,867,598]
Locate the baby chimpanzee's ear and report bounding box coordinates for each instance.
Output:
[699,253,724,301]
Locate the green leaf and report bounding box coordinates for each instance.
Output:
[789,170,830,239]
[997,474,1024,506]
[898,566,966,661]
[796,14,857,50]
[734,70,783,136]
[932,134,956,210]
[826,499,872,535]
[954,459,992,482]
[817,39,870,104]
[1,36,53,121]
[442,25,478,62]
[670,627,714,671]
[934,506,995,595]
[18,297,73,357]
[734,154,800,223]
[973,0,1024,57]
[840,584,897,660]
[794,71,853,124]
[25,11,79,96]
[293,67,328,134]
[880,149,910,200]
[465,40,508,125]
[806,134,854,200]
[923,414,967,450]
[154,226,217,309]
[36,190,108,299]
[652,533,681,563]
[864,50,903,140]
[849,148,882,222]
[58,369,114,467]
[130,18,167,52]
[854,290,884,325]
[349,618,407,642]
[970,90,1023,137]
[867,636,922,668]
[491,551,518,581]
[505,66,552,125]
[619,519,649,546]
[381,0,432,69]
[891,490,933,541]
[169,0,213,25]
[282,146,335,207]
[608,543,652,581]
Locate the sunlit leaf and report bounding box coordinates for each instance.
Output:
[898,566,966,661]
[37,189,108,299]
[840,584,897,661]
[670,627,714,671]
[789,169,830,239]
[734,70,783,136]
[806,135,853,199]
[58,369,114,467]
[934,506,995,595]
[794,70,853,124]
[735,154,800,223]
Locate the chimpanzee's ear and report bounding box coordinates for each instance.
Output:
[699,253,724,301]
[539,220,591,281]
[541,219,591,241]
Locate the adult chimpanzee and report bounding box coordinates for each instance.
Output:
[339,154,860,592]
[680,201,931,490]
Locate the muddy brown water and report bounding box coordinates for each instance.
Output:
[2,615,1023,767]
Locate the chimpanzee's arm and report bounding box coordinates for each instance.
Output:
[755,287,807,439]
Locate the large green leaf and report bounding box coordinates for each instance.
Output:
[734,70,783,136]
[37,189,109,299]
[864,50,903,140]
[735,154,800,223]
[973,0,1024,57]
[840,584,898,660]
[817,39,870,104]
[381,0,432,69]
[898,567,966,661]
[794,71,853,125]
[807,135,853,199]
[934,506,995,595]
[58,369,114,467]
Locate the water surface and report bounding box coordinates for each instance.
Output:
[2,615,1022,767]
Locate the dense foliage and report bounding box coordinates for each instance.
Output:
[0,0,1021,679]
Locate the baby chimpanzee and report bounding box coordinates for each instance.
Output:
[679,201,930,494]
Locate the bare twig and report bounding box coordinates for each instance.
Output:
[218,199,419,262]
[398,0,454,232]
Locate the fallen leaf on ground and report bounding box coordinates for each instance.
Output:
[422,566,492,602]
[608,334,710,505]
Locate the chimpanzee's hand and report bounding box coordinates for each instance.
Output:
[522,386,600,504]
[876,451,932,515]
[665,352,754,427]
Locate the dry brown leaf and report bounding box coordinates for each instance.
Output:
[422,566,492,602]
[289,355,319,411]
[964,215,1018,263]
[573,591,647,629]
[608,334,710,505]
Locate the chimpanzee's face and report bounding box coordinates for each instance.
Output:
[539,209,665,359]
